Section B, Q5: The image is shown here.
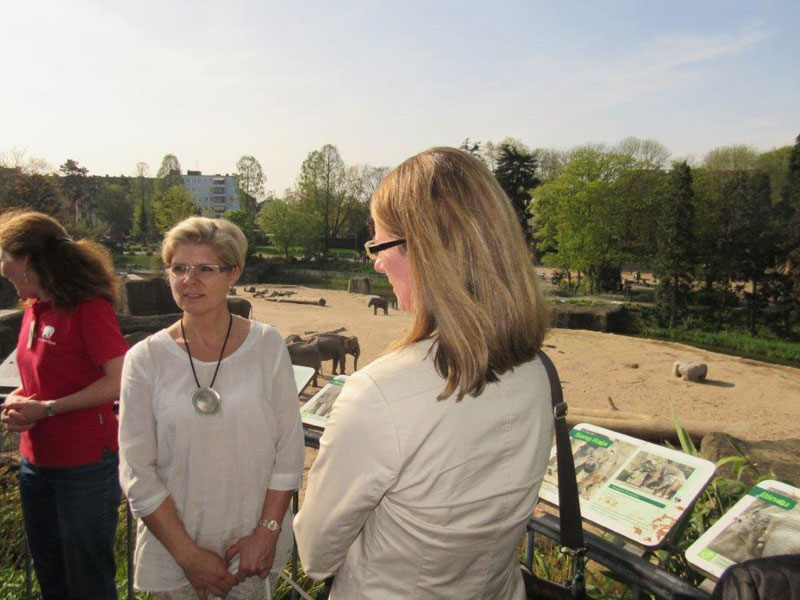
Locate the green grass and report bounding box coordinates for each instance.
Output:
[642,327,800,366]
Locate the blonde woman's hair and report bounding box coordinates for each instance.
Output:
[371,147,550,401]
[161,216,247,269]
[0,210,119,311]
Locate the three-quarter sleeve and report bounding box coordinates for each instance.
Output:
[118,341,169,518]
[294,370,402,579]
[267,335,304,491]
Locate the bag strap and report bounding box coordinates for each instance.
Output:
[537,350,585,550]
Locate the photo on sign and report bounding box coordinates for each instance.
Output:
[707,497,800,563]
[616,452,694,501]
[544,436,636,501]
[302,383,344,420]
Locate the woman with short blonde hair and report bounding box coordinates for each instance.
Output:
[296,147,555,599]
[120,216,304,600]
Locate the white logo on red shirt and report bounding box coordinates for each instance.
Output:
[42,326,55,339]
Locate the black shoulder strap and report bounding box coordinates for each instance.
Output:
[537,350,585,550]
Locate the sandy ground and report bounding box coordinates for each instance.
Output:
[246,285,800,444]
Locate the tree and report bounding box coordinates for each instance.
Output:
[222,208,255,256]
[257,198,311,260]
[757,146,792,205]
[95,183,133,241]
[654,162,696,328]
[459,138,484,162]
[615,137,671,170]
[156,154,183,189]
[0,167,62,216]
[59,159,90,222]
[703,145,759,171]
[153,185,196,232]
[235,155,266,216]
[493,142,540,240]
[130,162,154,243]
[296,144,354,253]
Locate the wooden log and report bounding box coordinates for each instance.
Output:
[566,411,746,444]
[266,297,326,306]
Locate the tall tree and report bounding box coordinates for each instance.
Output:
[130,162,154,243]
[153,185,196,232]
[222,208,255,255]
[59,159,90,222]
[156,154,183,189]
[257,198,314,261]
[95,183,133,241]
[0,167,62,216]
[493,142,540,240]
[615,137,671,170]
[654,162,696,328]
[778,133,800,286]
[235,155,266,217]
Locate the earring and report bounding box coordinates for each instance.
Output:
[23,267,28,283]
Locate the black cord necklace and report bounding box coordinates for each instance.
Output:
[181,311,233,415]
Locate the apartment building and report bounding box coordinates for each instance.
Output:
[183,170,239,217]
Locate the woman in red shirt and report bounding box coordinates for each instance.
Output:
[0,211,128,600]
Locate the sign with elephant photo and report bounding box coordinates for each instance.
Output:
[538,423,715,547]
[686,480,800,580]
[300,375,349,429]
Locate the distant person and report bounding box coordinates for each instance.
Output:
[119,217,304,600]
[0,210,128,600]
[295,147,554,599]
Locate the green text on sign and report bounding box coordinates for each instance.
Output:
[748,487,797,510]
[571,428,613,448]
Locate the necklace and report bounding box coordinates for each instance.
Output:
[181,311,233,415]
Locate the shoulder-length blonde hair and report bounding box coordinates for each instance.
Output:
[0,210,119,311]
[371,147,549,401]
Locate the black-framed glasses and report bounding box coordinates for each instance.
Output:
[166,264,233,279]
[364,238,406,260]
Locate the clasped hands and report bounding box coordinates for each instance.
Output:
[0,392,43,432]
[180,527,279,599]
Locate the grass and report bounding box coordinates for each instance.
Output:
[641,327,800,366]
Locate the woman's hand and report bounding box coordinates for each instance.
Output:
[226,527,279,581]
[1,392,39,431]
[177,545,238,599]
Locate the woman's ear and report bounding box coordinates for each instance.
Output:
[229,265,242,286]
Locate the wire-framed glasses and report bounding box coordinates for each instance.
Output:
[166,264,233,279]
[364,238,406,260]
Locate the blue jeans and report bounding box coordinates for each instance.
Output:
[20,449,121,600]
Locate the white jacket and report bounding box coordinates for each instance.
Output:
[295,341,554,599]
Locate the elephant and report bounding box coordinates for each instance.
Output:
[287,342,322,387]
[307,334,360,374]
[367,295,388,315]
[227,297,252,319]
[284,334,305,345]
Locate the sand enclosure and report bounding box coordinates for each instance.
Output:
[248,286,800,443]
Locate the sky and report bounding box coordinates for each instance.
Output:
[2,0,798,194]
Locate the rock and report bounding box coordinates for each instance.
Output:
[700,433,800,487]
[229,287,237,295]
[348,277,371,295]
[673,359,708,382]
[550,303,626,333]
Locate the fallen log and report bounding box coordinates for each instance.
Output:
[566,411,747,444]
[266,297,326,306]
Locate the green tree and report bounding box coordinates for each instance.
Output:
[778,133,800,274]
[257,198,309,260]
[757,146,792,205]
[296,144,356,253]
[654,162,696,328]
[59,159,90,222]
[156,154,183,189]
[95,182,132,241]
[129,162,154,243]
[0,167,62,216]
[222,208,255,256]
[235,155,266,218]
[153,185,196,232]
[703,145,758,171]
[493,142,540,240]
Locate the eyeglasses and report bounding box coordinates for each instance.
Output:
[364,238,406,260]
[166,264,233,279]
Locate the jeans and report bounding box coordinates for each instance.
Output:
[19,449,121,600]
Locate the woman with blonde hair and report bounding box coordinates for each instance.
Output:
[119,216,304,600]
[0,210,128,600]
[295,147,554,599]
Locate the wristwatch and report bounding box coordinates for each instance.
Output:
[257,519,281,533]
[43,401,57,418]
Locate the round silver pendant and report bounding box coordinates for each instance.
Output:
[192,387,221,415]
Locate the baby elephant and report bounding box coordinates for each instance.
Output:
[308,334,361,374]
[367,295,388,315]
[287,342,322,387]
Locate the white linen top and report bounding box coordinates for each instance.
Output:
[119,321,305,592]
[294,340,554,600]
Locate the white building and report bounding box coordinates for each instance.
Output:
[182,170,239,217]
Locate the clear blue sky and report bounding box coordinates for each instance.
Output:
[2,0,798,193]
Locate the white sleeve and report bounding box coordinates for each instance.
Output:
[267,333,305,491]
[118,341,169,518]
[293,370,401,579]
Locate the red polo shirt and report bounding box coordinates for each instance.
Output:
[16,297,129,467]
